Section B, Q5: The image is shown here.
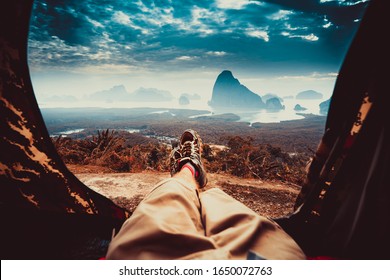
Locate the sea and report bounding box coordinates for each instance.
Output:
[39,98,326,125]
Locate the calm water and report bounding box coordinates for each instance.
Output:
[40,98,326,124]
[237,99,325,124]
[186,98,325,123]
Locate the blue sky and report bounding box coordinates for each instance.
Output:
[28,0,369,106]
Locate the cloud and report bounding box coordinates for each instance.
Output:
[175,56,198,61]
[215,0,253,10]
[245,28,270,42]
[112,11,149,34]
[206,51,228,56]
[323,21,333,28]
[284,23,308,31]
[268,9,294,20]
[112,11,131,25]
[186,6,225,36]
[281,32,319,42]
[277,72,338,81]
[86,16,104,28]
[301,34,319,41]
[320,0,369,5]
[28,0,368,77]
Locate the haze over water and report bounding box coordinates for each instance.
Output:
[38,96,325,124]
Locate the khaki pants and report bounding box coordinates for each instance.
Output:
[106,178,306,260]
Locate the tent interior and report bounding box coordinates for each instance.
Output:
[0,0,389,259]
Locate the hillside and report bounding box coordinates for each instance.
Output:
[47,109,325,218]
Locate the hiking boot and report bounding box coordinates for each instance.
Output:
[178,129,208,188]
[169,146,182,177]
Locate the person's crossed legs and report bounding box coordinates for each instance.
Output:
[106,129,305,260]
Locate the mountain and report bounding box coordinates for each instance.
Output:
[294,104,307,111]
[262,93,283,103]
[89,85,130,103]
[88,85,174,103]
[179,95,190,105]
[40,94,78,103]
[209,70,265,109]
[319,98,331,115]
[179,93,202,105]
[182,93,201,100]
[266,97,285,111]
[296,90,323,100]
[130,87,174,102]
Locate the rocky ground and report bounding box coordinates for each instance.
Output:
[70,165,300,219]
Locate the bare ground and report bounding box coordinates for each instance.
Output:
[71,165,300,219]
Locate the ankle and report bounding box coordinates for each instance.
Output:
[181,163,198,178]
[174,163,199,189]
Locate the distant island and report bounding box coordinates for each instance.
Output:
[296,90,323,100]
[178,95,190,105]
[181,93,201,100]
[50,73,328,118]
[319,99,331,115]
[262,93,283,103]
[294,104,307,111]
[88,85,174,103]
[178,93,201,105]
[208,70,266,109]
[89,85,129,103]
[266,97,285,110]
[208,70,285,111]
[131,87,173,102]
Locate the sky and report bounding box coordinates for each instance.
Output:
[27,0,370,107]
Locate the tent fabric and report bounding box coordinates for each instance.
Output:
[277,0,390,259]
[0,0,129,259]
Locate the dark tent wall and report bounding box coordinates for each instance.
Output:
[280,0,390,259]
[0,0,129,259]
[1,0,389,260]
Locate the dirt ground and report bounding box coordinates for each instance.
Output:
[71,164,301,219]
